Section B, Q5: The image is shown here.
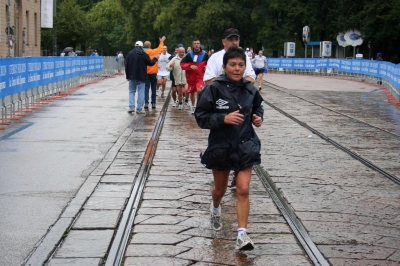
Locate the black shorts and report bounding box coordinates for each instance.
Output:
[255,68,265,75]
[170,72,176,87]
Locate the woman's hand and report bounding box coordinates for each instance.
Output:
[224,110,244,125]
[252,114,262,127]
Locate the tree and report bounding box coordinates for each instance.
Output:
[87,0,129,55]
[55,0,89,51]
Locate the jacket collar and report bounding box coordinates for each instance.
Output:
[214,75,253,94]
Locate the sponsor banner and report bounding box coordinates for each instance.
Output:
[264,58,399,90]
[0,57,103,98]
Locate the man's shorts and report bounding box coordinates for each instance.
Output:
[254,67,268,75]
[187,80,204,93]
[157,75,169,80]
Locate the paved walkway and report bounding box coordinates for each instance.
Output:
[5,73,399,265]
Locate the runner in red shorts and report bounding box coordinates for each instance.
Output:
[180,38,209,114]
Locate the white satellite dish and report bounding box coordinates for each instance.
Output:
[302,26,310,44]
[344,29,363,47]
[336,32,347,47]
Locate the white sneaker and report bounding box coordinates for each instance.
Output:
[210,202,222,231]
[235,231,255,250]
[191,106,195,114]
[172,102,176,107]
[178,104,182,110]
[137,110,146,114]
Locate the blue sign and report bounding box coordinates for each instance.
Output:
[0,57,103,98]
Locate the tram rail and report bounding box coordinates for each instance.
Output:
[263,80,400,185]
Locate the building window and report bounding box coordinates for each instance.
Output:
[34,13,37,45]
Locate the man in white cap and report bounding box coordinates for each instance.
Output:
[125,40,160,114]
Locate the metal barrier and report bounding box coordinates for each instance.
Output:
[0,56,120,128]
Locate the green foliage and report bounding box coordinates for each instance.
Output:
[86,0,129,55]
[55,0,89,50]
[51,0,400,62]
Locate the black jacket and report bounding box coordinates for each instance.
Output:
[195,75,264,171]
[125,47,158,82]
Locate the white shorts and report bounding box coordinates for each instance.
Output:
[157,75,169,80]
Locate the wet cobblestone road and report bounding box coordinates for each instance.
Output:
[124,102,311,265]
[29,74,399,266]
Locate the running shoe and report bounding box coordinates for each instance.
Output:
[178,104,182,110]
[151,103,156,109]
[144,104,149,109]
[127,109,135,113]
[191,106,195,114]
[172,102,176,107]
[137,110,146,114]
[210,202,222,231]
[235,231,255,250]
[161,93,165,98]
[259,86,262,91]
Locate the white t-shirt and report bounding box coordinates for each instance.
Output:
[245,51,252,58]
[157,53,171,76]
[203,49,256,82]
[252,55,267,68]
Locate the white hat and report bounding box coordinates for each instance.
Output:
[135,41,143,47]
[246,48,249,51]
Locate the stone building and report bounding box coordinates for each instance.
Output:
[0,0,41,57]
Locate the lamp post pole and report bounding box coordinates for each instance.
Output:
[53,0,57,55]
[7,0,11,57]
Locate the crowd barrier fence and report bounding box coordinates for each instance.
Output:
[0,56,123,128]
[266,58,400,103]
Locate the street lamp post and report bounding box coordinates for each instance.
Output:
[7,0,11,57]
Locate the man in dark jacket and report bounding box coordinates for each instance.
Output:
[125,41,159,114]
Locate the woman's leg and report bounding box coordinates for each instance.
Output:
[258,73,263,88]
[211,169,230,208]
[235,166,252,228]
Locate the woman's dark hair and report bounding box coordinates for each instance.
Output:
[223,46,246,66]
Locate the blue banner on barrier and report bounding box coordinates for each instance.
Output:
[0,57,103,98]
[265,58,400,91]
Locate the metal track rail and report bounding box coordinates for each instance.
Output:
[105,93,171,266]
[264,81,400,139]
[264,99,400,185]
[254,165,330,266]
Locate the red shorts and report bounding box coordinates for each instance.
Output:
[187,81,204,93]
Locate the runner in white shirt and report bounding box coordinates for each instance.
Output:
[251,50,268,91]
[157,46,171,98]
[204,28,256,86]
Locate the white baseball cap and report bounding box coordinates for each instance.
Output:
[135,41,143,47]
[246,48,249,51]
